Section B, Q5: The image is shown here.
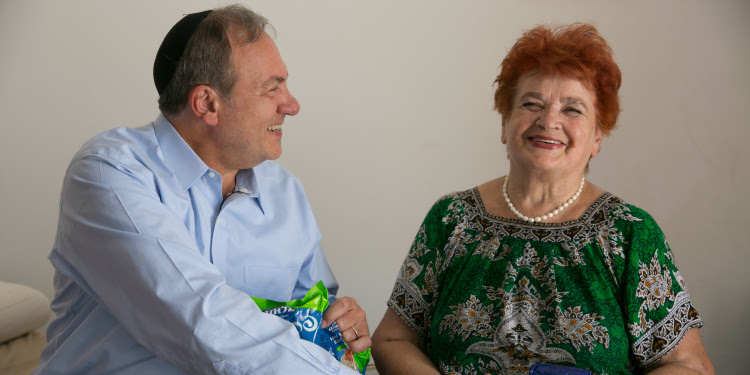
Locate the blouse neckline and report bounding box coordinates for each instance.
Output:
[469,187,612,228]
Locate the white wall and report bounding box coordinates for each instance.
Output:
[1,0,748,373]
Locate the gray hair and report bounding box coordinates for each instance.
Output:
[157,4,273,116]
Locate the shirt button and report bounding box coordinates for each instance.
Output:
[208,172,216,178]
[216,218,222,225]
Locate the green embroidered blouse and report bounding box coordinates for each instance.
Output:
[387,188,702,375]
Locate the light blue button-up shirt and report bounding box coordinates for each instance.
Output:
[34,114,358,374]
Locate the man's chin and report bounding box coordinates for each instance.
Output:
[271,149,282,160]
[266,149,283,162]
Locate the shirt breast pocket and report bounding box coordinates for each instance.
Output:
[244,265,300,301]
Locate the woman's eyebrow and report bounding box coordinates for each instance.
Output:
[563,97,588,109]
[518,92,543,101]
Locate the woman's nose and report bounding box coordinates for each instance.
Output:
[536,108,561,129]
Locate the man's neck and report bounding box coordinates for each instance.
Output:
[166,112,241,200]
[221,170,238,199]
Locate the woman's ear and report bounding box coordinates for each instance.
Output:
[500,118,508,145]
[590,127,604,158]
[189,85,221,127]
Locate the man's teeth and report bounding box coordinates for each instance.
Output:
[532,138,562,144]
[267,125,282,132]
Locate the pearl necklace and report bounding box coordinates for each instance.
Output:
[502,176,585,223]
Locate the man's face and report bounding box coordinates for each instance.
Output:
[214,32,300,171]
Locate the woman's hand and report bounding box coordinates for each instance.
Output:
[371,307,441,375]
[645,328,715,374]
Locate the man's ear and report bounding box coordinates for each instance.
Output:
[189,85,221,127]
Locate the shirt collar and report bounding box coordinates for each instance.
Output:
[235,169,260,198]
[153,113,209,191]
[235,165,265,213]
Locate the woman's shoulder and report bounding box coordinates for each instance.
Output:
[593,193,657,222]
[429,186,477,209]
[590,192,665,240]
[419,187,480,225]
[436,185,477,200]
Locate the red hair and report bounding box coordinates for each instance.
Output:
[494,23,622,136]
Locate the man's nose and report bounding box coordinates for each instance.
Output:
[279,92,300,116]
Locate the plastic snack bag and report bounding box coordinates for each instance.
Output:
[251,281,371,374]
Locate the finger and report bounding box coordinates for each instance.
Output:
[322,297,355,328]
[335,309,369,343]
[340,320,370,343]
[346,334,373,354]
[340,326,356,342]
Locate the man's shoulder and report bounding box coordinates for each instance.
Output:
[251,161,310,199]
[64,122,167,185]
[254,161,299,182]
[74,123,157,163]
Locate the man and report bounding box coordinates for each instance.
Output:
[34,5,370,374]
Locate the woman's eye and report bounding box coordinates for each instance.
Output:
[565,107,582,115]
[522,102,542,110]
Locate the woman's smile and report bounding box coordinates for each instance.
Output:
[527,135,565,149]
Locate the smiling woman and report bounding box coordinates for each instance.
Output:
[371,23,715,375]
[502,74,602,183]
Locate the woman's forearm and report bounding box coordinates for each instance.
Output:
[372,307,442,374]
[372,339,440,375]
[646,364,708,375]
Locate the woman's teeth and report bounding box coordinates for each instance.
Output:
[531,138,561,144]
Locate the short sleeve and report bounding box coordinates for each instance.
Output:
[617,206,703,367]
[387,195,463,338]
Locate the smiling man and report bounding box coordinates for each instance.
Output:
[34,5,369,375]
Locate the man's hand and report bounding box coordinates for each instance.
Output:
[322,297,372,353]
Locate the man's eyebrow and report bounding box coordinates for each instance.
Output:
[260,74,288,88]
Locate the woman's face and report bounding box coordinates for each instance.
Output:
[502,73,602,177]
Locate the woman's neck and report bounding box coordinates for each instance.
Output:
[504,169,586,219]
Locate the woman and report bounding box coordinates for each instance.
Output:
[371,24,714,375]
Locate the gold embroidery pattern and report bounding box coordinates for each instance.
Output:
[630,252,673,336]
[550,306,610,352]
[440,295,496,340]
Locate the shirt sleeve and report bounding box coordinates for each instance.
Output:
[53,153,355,375]
[617,206,703,368]
[294,240,340,303]
[387,195,462,339]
